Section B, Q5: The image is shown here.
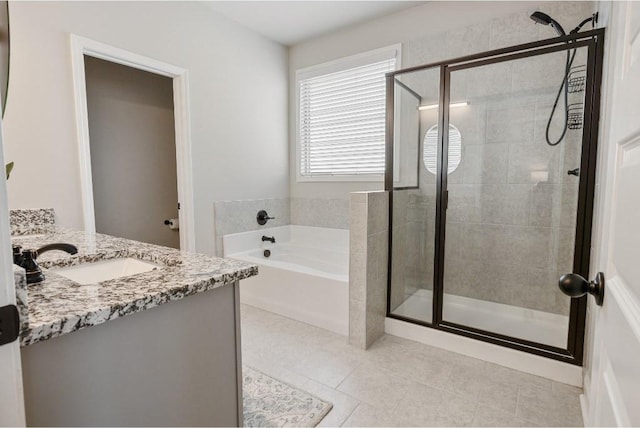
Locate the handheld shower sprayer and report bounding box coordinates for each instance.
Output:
[530,11,566,36]
[529,11,598,146]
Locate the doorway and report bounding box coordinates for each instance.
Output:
[84,57,179,248]
[70,35,195,251]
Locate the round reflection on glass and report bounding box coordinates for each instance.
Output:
[423,124,462,174]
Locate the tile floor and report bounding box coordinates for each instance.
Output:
[241,304,584,427]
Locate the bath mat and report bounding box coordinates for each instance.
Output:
[243,366,333,427]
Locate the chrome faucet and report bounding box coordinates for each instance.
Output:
[261,235,276,244]
[13,243,78,284]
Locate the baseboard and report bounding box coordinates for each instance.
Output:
[580,393,589,426]
[385,317,583,386]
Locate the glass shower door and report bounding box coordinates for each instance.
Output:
[441,44,590,348]
[388,67,440,324]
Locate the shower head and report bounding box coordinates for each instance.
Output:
[530,11,566,36]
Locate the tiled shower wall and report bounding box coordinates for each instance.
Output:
[442,92,582,315]
[390,1,594,316]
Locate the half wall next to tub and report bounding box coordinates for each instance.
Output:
[349,191,389,349]
[224,225,349,335]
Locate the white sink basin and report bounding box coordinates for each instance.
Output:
[52,258,160,285]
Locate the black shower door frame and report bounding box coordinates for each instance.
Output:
[385,28,605,365]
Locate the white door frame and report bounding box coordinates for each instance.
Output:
[70,34,195,252]
[581,2,640,425]
[0,112,26,425]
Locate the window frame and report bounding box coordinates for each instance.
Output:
[295,44,401,182]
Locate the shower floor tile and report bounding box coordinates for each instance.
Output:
[240,303,584,427]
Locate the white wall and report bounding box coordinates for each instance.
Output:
[3,1,289,255]
[288,1,544,199]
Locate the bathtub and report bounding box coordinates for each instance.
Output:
[223,225,349,335]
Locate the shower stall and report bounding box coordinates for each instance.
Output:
[385,28,604,364]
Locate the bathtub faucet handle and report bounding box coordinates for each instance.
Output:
[261,235,276,244]
[257,210,275,225]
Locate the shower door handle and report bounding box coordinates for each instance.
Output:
[558,272,605,306]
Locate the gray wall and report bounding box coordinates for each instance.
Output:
[389,1,595,316]
[85,56,180,249]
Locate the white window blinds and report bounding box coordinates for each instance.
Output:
[299,57,396,177]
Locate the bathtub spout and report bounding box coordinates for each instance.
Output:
[262,235,276,243]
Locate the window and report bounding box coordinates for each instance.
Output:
[297,46,400,181]
[423,124,462,174]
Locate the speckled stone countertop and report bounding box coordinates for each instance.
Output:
[11,226,258,347]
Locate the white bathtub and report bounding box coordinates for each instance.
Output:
[223,226,349,335]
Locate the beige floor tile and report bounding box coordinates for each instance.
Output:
[447,363,519,414]
[516,384,584,427]
[242,320,333,369]
[551,380,583,396]
[240,303,584,428]
[292,348,362,388]
[485,362,553,391]
[321,334,373,364]
[242,339,317,373]
[298,379,361,427]
[242,362,311,391]
[360,336,456,390]
[342,403,397,427]
[337,365,420,410]
[473,404,539,427]
[391,382,478,427]
[242,306,336,348]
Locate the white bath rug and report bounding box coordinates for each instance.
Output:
[243,366,333,427]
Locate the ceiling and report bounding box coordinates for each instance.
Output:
[204,1,427,46]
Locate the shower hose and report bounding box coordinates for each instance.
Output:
[545,47,577,147]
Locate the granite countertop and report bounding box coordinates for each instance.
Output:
[12,226,258,347]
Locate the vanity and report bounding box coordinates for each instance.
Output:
[11,210,257,427]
